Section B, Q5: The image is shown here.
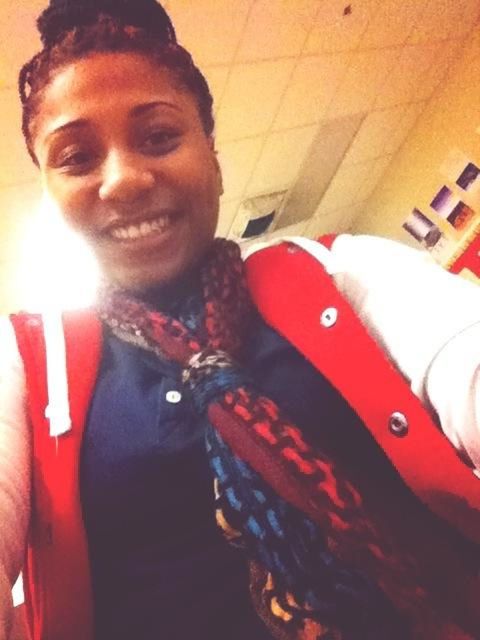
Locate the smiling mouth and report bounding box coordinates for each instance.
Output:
[106,213,173,241]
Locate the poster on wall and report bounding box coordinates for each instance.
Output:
[456,161,480,194]
[446,201,475,231]
[402,208,443,249]
[430,186,475,231]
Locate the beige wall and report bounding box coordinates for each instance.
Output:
[351,30,480,263]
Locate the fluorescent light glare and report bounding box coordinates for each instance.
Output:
[19,194,100,312]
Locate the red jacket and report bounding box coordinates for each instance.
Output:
[10,242,480,640]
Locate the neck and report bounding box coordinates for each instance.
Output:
[135,265,202,312]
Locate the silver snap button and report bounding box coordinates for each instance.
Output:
[166,390,182,404]
[389,412,408,437]
[320,307,338,328]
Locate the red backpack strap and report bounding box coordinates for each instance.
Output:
[10,309,102,640]
[245,241,480,544]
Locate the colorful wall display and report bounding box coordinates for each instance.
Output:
[402,208,443,249]
[456,162,480,193]
[402,153,480,281]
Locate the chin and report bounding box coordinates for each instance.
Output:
[104,257,193,293]
[99,235,217,292]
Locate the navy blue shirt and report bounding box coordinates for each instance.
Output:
[80,312,397,639]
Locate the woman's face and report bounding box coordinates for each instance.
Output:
[32,52,222,291]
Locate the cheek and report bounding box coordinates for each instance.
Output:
[45,177,95,231]
[192,176,220,236]
[187,161,221,218]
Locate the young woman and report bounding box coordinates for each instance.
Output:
[2,0,480,638]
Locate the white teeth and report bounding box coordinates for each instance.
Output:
[110,215,170,240]
[113,228,130,240]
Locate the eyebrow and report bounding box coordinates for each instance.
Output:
[45,101,183,142]
[45,119,89,142]
[131,100,183,117]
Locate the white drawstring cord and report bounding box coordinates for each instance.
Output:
[42,308,72,437]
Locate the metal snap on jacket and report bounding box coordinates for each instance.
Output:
[166,390,182,404]
[320,307,338,328]
[389,412,409,437]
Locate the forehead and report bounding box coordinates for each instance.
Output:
[35,51,199,136]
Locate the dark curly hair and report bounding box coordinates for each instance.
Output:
[19,0,215,164]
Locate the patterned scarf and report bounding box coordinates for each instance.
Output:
[97,238,472,640]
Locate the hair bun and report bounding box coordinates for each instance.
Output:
[37,0,177,47]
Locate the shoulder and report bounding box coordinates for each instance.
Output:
[327,234,480,356]
[245,233,480,389]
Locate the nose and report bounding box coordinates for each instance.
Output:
[98,150,155,203]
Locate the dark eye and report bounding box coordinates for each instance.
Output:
[141,129,180,155]
[56,146,96,174]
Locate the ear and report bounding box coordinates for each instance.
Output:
[208,136,224,196]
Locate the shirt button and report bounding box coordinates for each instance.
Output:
[166,390,182,404]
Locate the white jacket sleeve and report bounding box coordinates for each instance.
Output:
[329,234,480,471]
[0,319,30,640]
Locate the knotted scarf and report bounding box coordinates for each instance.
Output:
[97,238,472,640]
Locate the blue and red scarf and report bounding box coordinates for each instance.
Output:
[97,238,474,640]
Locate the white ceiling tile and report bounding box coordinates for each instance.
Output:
[0,89,38,188]
[167,0,252,66]
[356,155,393,201]
[343,105,406,165]
[306,200,367,237]
[458,28,480,66]
[247,124,319,195]
[409,0,480,44]
[0,1,43,90]
[414,39,467,102]
[0,183,42,307]
[359,0,425,49]
[202,66,230,115]
[436,36,480,94]
[236,0,320,62]
[374,42,441,109]
[217,199,241,237]
[326,47,400,118]
[383,101,427,155]
[315,161,372,211]
[217,137,264,201]
[214,59,296,142]
[273,53,351,130]
[305,0,376,54]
